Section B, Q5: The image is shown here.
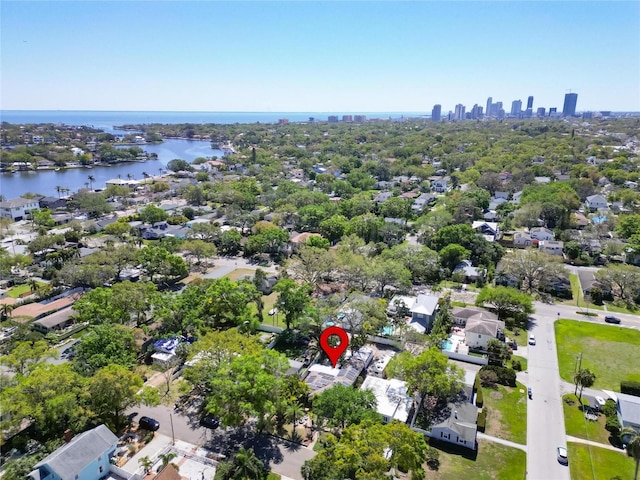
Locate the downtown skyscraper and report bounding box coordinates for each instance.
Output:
[431,104,441,122]
[562,93,578,116]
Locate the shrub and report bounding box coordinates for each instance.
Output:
[605,416,621,435]
[511,359,522,371]
[479,365,517,387]
[475,387,484,408]
[602,399,617,418]
[425,447,440,471]
[479,369,499,388]
[477,410,486,432]
[620,380,640,397]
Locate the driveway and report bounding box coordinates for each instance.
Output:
[128,404,314,480]
[525,312,571,480]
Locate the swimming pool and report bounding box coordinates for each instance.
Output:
[441,340,454,351]
[381,326,394,336]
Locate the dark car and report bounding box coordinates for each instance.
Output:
[138,416,160,431]
[604,315,621,324]
[200,415,220,429]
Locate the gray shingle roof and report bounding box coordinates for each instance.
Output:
[618,392,640,427]
[33,425,117,480]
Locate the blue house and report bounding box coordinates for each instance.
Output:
[29,425,120,480]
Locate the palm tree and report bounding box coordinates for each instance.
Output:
[230,447,264,480]
[158,452,177,472]
[0,303,14,321]
[127,173,133,181]
[621,427,640,480]
[55,186,62,198]
[88,175,95,190]
[285,401,305,440]
[574,368,596,401]
[138,456,153,474]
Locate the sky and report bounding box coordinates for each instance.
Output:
[1,1,639,113]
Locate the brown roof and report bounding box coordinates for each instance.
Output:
[10,292,82,321]
[290,232,322,244]
[153,465,182,480]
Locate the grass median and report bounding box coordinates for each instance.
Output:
[555,319,640,389]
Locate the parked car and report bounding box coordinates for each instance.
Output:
[200,415,220,429]
[527,387,532,399]
[528,334,536,346]
[556,447,569,465]
[556,446,568,465]
[138,416,160,431]
[604,315,621,324]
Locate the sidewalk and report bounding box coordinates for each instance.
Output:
[566,435,625,453]
[120,434,174,474]
[477,432,527,452]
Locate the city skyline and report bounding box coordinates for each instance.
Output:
[1,1,639,112]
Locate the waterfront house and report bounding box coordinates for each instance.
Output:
[0,197,40,221]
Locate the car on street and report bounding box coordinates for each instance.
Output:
[604,315,621,324]
[138,416,160,431]
[200,415,220,429]
[557,446,568,465]
[528,334,536,345]
[527,387,532,399]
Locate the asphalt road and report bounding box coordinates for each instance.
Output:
[127,404,314,480]
[526,311,571,480]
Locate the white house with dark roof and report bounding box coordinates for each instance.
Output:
[464,317,502,349]
[29,424,138,480]
[427,388,478,450]
[0,197,40,221]
[585,194,609,212]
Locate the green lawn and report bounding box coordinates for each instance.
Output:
[567,443,635,480]
[602,302,639,315]
[511,355,528,372]
[425,440,526,480]
[7,283,44,298]
[482,382,527,445]
[565,274,603,310]
[226,268,257,281]
[562,394,614,446]
[555,320,640,389]
[504,328,527,347]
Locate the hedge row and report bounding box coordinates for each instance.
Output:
[621,381,640,397]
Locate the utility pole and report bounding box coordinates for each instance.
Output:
[169,413,175,446]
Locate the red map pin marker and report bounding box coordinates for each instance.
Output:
[319,325,349,368]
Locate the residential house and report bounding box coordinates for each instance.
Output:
[572,212,589,229]
[471,221,499,241]
[530,227,554,241]
[464,317,503,349]
[39,197,68,210]
[511,191,523,204]
[431,176,450,193]
[289,232,323,250]
[0,197,40,221]
[408,294,440,333]
[360,376,413,424]
[534,176,551,184]
[427,388,478,450]
[451,306,500,327]
[539,240,564,256]
[513,231,534,248]
[488,196,508,211]
[387,294,440,333]
[303,346,374,395]
[494,192,510,200]
[374,191,393,204]
[411,193,437,212]
[28,424,138,480]
[32,308,76,334]
[453,260,481,283]
[612,392,640,431]
[585,194,609,212]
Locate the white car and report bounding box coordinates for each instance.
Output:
[557,446,568,465]
[528,334,536,345]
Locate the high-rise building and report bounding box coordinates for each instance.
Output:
[511,100,522,116]
[470,104,482,119]
[354,115,366,123]
[342,115,353,123]
[549,107,557,116]
[562,93,578,117]
[486,97,493,117]
[454,104,466,121]
[431,104,441,122]
[536,107,546,117]
[527,96,534,110]
[328,116,339,123]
